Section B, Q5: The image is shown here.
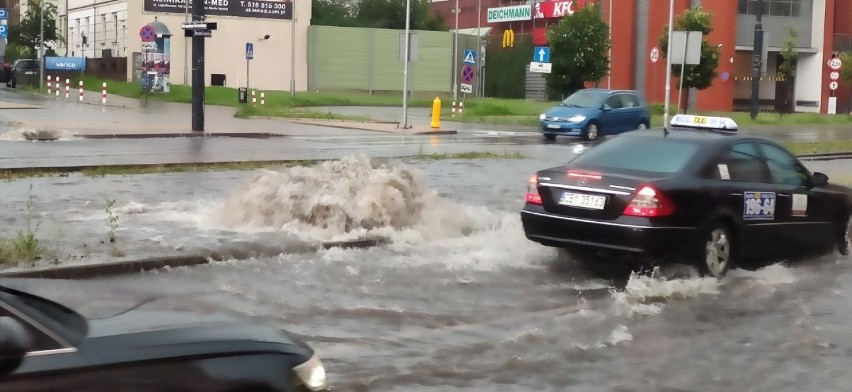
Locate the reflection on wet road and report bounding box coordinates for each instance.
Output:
[3,154,852,391]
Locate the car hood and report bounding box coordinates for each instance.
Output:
[543,105,598,119]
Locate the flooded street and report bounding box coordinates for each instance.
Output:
[2,149,852,391]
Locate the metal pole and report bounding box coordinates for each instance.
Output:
[246,52,250,91]
[749,0,764,120]
[677,31,689,114]
[191,0,205,132]
[39,0,44,91]
[452,0,459,102]
[663,0,674,131]
[184,0,189,85]
[401,0,411,128]
[607,0,612,89]
[290,0,296,96]
[476,0,481,98]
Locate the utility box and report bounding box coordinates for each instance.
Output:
[238,87,248,103]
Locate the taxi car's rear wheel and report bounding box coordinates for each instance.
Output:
[700,222,735,278]
[839,212,852,256]
[582,123,599,141]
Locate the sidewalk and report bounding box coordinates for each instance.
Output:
[0,89,457,138]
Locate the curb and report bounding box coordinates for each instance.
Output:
[797,152,852,161]
[77,132,287,139]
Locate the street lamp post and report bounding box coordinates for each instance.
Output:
[290,0,296,96]
[39,0,44,91]
[663,0,674,131]
[452,0,459,102]
[749,0,764,120]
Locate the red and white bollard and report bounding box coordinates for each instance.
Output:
[451,101,456,118]
[260,92,265,105]
[55,76,60,97]
[47,75,52,95]
[101,82,107,104]
[251,90,256,105]
[458,101,464,115]
[78,81,84,101]
[65,79,70,99]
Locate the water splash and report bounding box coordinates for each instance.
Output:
[611,267,721,317]
[0,128,76,141]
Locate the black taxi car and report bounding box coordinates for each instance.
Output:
[521,115,852,277]
[0,282,328,391]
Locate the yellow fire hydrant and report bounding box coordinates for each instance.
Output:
[431,97,441,129]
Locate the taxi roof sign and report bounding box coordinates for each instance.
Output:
[669,115,738,132]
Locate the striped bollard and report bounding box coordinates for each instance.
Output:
[101,82,107,104]
[260,92,265,105]
[55,76,60,97]
[458,101,464,115]
[451,101,456,118]
[47,76,52,95]
[65,79,70,99]
[79,81,84,101]
[251,90,256,106]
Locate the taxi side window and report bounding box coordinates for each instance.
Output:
[712,143,768,182]
[760,143,809,187]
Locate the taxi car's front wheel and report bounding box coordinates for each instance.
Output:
[700,222,735,278]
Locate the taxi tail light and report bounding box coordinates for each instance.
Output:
[525,174,542,205]
[623,186,675,217]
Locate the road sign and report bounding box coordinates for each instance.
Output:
[182,22,218,30]
[650,47,660,64]
[830,71,840,81]
[461,65,476,83]
[246,42,254,60]
[827,58,842,70]
[721,71,730,81]
[529,62,552,73]
[829,81,838,91]
[0,8,7,19]
[460,83,473,94]
[463,49,477,65]
[141,41,158,51]
[534,47,550,63]
[139,25,156,42]
[0,25,7,39]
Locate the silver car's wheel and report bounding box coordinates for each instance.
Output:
[637,123,648,130]
[584,123,599,141]
[703,224,733,278]
[840,213,851,256]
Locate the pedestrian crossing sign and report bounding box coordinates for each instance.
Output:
[463,49,477,65]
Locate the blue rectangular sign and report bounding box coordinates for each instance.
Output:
[0,8,8,19]
[0,25,7,39]
[534,47,550,63]
[44,57,87,71]
[463,49,476,65]
[246,42,254,60]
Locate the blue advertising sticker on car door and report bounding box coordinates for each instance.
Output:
[743,191,776,220]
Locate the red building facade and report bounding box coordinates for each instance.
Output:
[430,0,848,114]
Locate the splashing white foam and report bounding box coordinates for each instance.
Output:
[727,263,798,285]
[612,268,721,317]
[205,155,501,245]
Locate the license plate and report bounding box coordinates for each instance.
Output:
[546,124,561,129]
[559,192,606,210]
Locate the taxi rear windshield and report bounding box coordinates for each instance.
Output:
[571,136,700,174]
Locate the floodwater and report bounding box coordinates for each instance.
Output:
[2,151,852,391]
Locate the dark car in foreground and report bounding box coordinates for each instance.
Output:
[521,115,852,277]
[539,89,651,141]
[6,59,40,88]
[0,283,328,391]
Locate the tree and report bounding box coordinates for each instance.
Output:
[545,2,611,99]
[7,0,61,58]
[776,27,798,116]
[352,0,445,30]
[841,52,852,115]
[658,6,721,112]
[311,0,358,27]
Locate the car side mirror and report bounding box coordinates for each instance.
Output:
[0,317,31,377]
[601,104,612,111]
[810,172,829,188]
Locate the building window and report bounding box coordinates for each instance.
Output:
[738,0,801,17]
[113,13,119,43]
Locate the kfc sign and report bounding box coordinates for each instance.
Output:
[533,0,585,19]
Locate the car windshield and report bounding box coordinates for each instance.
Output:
[571,135,701,175]
[15,61,39,70]
[560,91,605,108]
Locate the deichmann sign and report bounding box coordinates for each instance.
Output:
[533,0,585,19]
[144,0,292,20]
[487,5,531,23]
[44,57,87,71]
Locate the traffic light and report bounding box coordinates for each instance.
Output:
[502,29,515,48]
